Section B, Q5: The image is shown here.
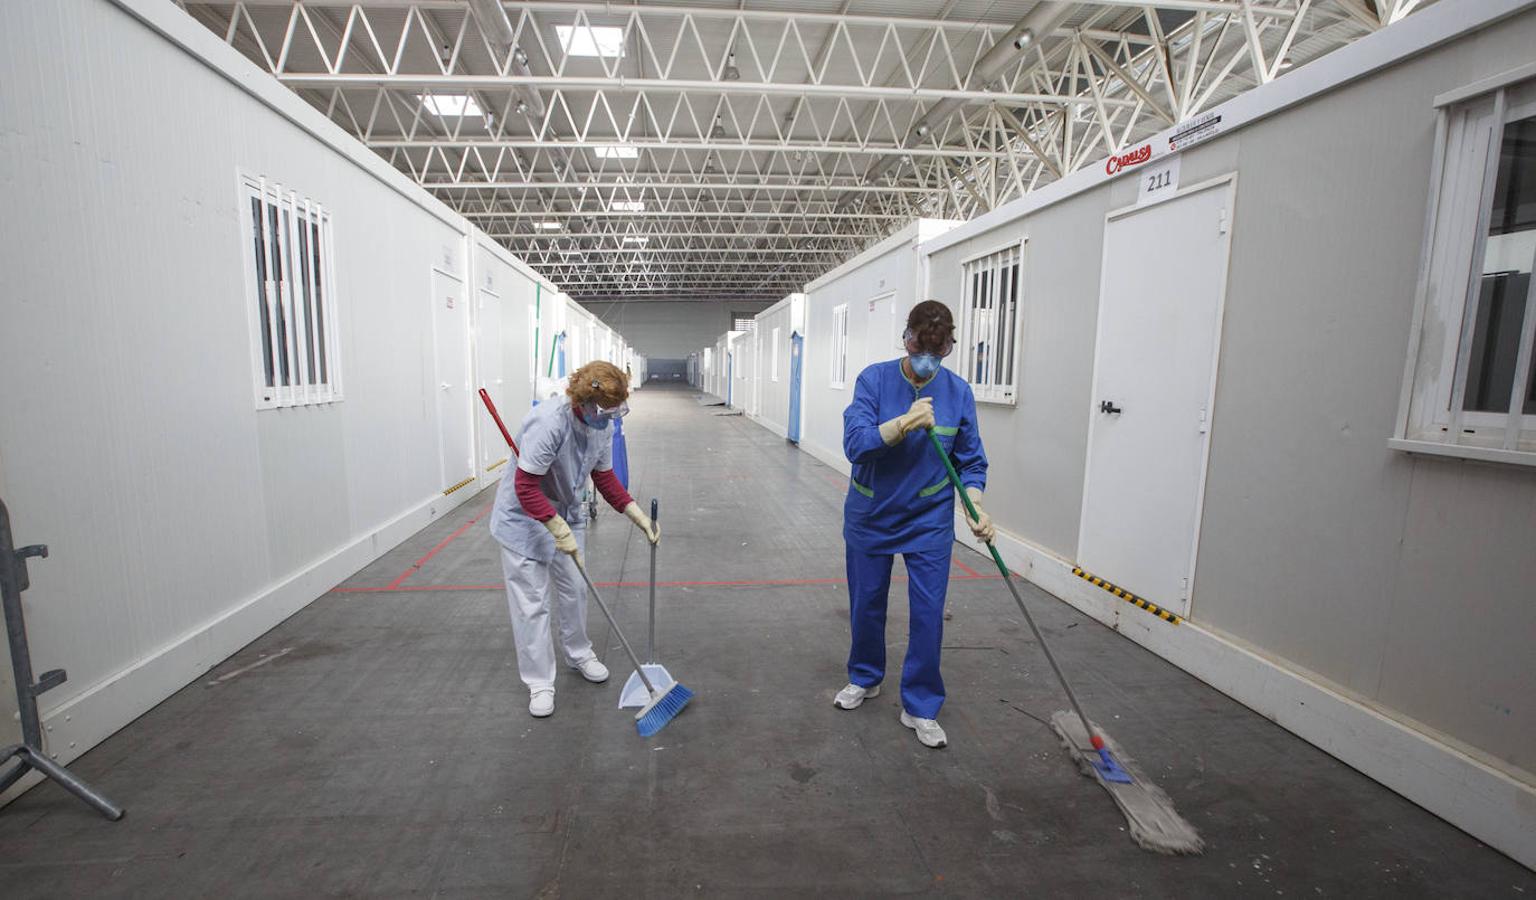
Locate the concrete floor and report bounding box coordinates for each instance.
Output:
[1,384,1532,898]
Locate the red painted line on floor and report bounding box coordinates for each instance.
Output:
[952,556,982,578]
[336,571,1000,595]
[385,501,494,590]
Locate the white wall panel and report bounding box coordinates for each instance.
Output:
[750,295,804,439]
[0,0,629,790]
[801,223,958,473]
[920,3,1536,866]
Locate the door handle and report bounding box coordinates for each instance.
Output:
[441,383,451,391]
[1099,400,1122,415]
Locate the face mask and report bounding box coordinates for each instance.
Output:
[909,353,942,381]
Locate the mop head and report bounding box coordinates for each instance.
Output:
[1049,710,1205,856]
[635,682,694,737]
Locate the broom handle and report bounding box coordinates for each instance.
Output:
[573,555,657,695]
[926,429,1099,744]
[648,498,658,664]
[479,388,520,457]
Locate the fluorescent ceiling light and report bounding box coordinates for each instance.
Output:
[592,145,639,159]
[622,236,649,244]
[418,94,482,117]
[537,221,562,230]
[609,200,646,212]
[555,25,626,58]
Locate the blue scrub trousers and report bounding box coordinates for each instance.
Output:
[846,545,951,719]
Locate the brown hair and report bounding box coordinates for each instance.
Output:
[567,361,630,408]
[906,300,955,354]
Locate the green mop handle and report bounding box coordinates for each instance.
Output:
[925,429,1103,748]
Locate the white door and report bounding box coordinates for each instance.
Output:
[433,269,473,492]
[475,287,505,478]
[1078,179,1234,619]
[751,332,763,416]
[867,292,898,370]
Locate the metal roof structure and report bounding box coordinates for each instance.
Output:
[177,0,1426,301]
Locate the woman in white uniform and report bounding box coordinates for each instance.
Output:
[490,361,660,717]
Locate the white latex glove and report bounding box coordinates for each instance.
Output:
[543,514,580,556]
[878,396,936,446]
[964,487,996,544]
[623,501,661,545]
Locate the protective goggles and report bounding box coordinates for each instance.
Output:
[903,328,954,358]
[581,399,630,422]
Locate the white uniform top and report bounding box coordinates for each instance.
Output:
[490,397,614,562]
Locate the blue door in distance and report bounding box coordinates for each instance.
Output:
[787,332,803,443]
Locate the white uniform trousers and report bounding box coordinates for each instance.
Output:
[499,532,596,694]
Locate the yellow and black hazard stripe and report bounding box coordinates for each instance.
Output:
[443,476,475,496]
[1071,567,1184,625]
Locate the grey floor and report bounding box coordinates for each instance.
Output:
[2,384,1532,898]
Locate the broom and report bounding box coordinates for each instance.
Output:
[926,429,1203,855]
[573,557,693,737]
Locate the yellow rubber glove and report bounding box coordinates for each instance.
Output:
[878,396,936,446]
[622,501,661,545]
[964,487,996,544]
[543,515,580,556]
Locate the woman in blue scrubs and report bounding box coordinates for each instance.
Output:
[833,301,994,749]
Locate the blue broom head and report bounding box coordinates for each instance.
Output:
[635,682,694,738]
[1092,747,1135,784]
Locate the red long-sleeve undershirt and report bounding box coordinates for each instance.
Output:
[514,467,633,522]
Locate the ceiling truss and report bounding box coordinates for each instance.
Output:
[178,0,1417,300]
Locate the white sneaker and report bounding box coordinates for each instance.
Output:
[529,689,555,718]
[833,683,881,709]
[574,658,609,683]
[900,711,947,748]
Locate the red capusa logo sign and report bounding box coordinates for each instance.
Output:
[1104,144,1152,175]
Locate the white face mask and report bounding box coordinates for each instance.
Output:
[909,353,943,380]
[902,328,953,381]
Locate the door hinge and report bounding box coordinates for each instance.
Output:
[1218,208,1229,234]
[1198,407,1209,433]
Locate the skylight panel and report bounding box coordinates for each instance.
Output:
[593,145,640,159]
[555,25,626,58]
[418,94,483,117]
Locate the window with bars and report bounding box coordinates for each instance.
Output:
[831,304,849,388]
[242,177,341,409]
[959,243,1023,404]
[733,314,757,332]
[1397,74,1536,465]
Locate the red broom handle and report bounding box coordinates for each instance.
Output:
[479,388,519,457]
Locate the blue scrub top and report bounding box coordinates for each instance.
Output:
[842,360,988,555]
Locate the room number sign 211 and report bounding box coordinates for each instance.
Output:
[1137,155,1181,206]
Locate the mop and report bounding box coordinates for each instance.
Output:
[573,556,693,737]
[927,430,1203,855]
[619,499,676,708]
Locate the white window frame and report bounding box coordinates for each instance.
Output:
[831,304,850,389]
[239,174,342,410]
[957,238,1026,405]
[1394,69,1536,467]
[771,326,781,382]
